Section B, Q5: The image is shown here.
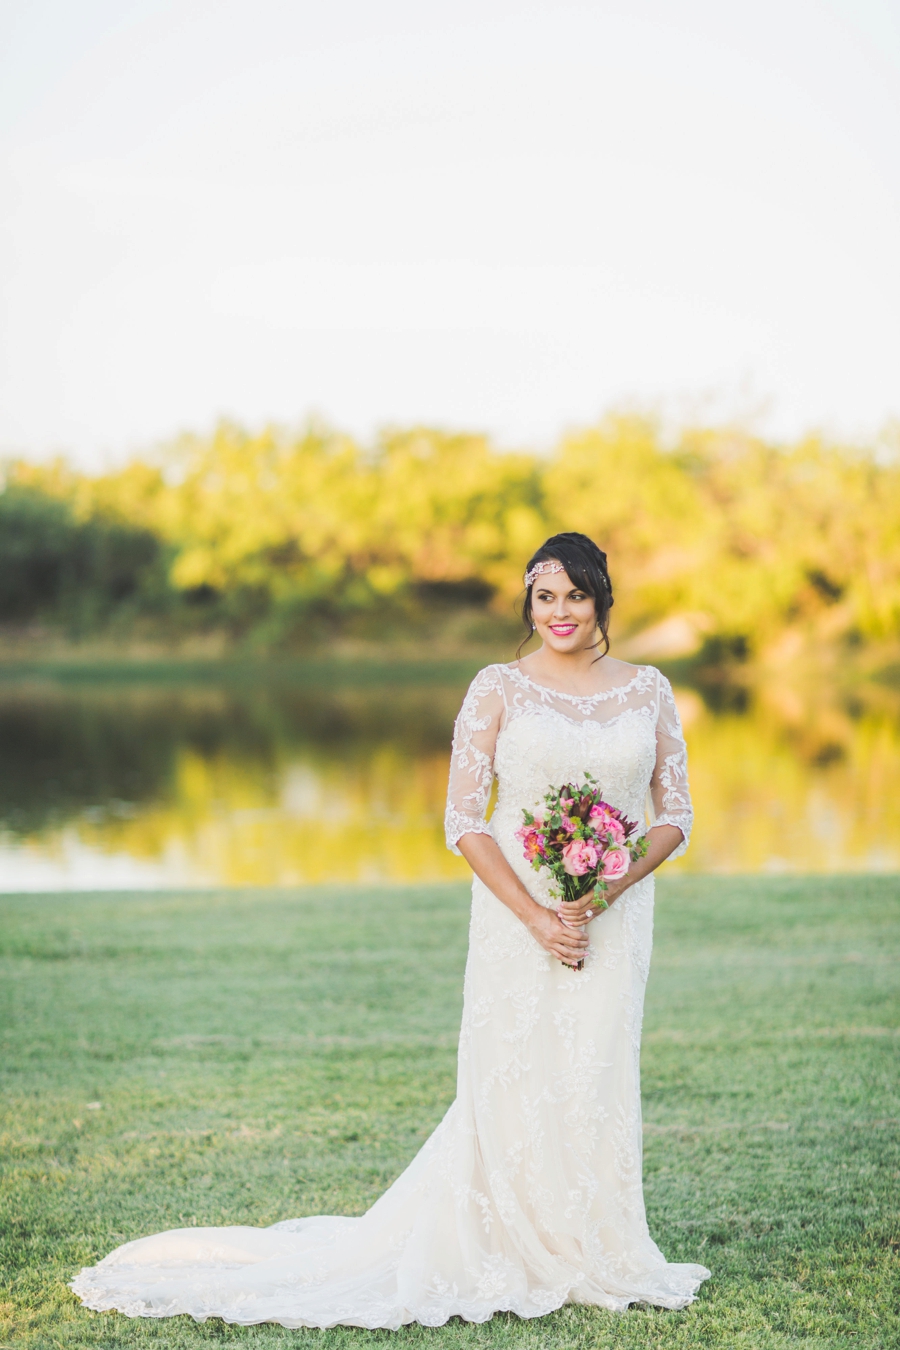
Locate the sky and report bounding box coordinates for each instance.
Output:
[1,0,899,468]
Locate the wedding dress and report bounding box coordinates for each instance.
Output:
[71,662,710,1328]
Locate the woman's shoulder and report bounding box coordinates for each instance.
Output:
[474,659,536,679]
[463,663,508,695]
[604,656,647,680]
[612,657,669,679]
[596,657,667,694]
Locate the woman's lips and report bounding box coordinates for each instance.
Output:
[549,623,577,635]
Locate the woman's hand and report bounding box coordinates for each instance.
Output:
[557,875,632,927]
[456,834,592,967]
[455,828,690,969]
[527,905,591,967]
[555,823,687,927]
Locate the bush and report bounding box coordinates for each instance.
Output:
[3,416,899,654]
[0,483,164,630]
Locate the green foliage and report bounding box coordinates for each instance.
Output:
[0,482,164,632]
[3,416,899,654]
[1,876,897,1346]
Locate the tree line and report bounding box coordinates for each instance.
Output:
[2,416,898,661]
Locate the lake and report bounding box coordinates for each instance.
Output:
[0,661,898,888]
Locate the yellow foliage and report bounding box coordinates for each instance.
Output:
[6,415,900,652]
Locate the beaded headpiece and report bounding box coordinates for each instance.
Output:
[523,560,566,588]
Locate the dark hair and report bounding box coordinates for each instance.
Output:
[518,532,614,659]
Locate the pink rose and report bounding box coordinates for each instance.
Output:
[561,815,579,834]
[562,839,600,876]
[599,843,630,881]
[589,804,626,843]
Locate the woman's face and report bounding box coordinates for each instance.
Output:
[531,569,598,654]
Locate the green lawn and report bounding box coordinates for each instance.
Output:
[1,877,898,1349]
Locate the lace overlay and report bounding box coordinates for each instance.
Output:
[445,663,692,862]
[71,663,709,1330]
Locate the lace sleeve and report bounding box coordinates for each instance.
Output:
[444,666,505,855]
[649,672,693,859]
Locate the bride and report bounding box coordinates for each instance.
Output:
[72,531,710,1329]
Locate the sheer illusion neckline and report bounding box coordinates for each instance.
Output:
[502,662,651,705]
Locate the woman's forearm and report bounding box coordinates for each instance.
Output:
[456,831,607,966]
[458,822,682,917]
[456,832,544,926]
[555,822,686,926]
[626,823,684,886]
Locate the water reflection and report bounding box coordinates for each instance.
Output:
[0,669,897,887]
[672,683,900,873]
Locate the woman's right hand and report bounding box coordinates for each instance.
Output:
[456,832,590,967]
[527,904,590,967]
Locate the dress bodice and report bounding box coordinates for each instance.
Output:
[493,703,658,824]
[445,663,692,894]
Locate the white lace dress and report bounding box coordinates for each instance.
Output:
[71,663,710,1328]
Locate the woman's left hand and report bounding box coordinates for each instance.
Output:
[557,875,631,927]
[556,824,685,929]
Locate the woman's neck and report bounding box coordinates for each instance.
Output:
[520,643,625,695]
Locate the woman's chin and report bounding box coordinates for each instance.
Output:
[539,631,589,654]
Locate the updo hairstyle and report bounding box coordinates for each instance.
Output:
[519,532,614,659]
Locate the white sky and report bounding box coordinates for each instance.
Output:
[1,0,899,467]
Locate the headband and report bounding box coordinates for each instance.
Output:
[523,560,566,588]
[523,558,610,592]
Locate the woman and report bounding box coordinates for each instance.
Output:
[72,532,710,1328]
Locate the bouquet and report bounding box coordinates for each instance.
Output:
[515,773,648,970]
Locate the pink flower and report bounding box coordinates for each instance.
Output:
[516,818,547,861]
[526,833,548,861]
[562,839,600,876]
[514,814,542,840]
[599,843,630,881]
[561,815,579,834]
[589,803,626,843]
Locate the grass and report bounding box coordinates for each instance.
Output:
[0,876,898,1349]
